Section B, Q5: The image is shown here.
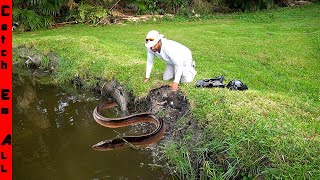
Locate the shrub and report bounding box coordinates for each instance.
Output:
[13,0,66,31]
[225,0,275,11]
[76,3,109,24]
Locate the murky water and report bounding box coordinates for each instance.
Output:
[13,74,172,180]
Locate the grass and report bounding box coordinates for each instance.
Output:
[13,3,320,179]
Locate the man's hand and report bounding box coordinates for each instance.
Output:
[143,78,150,83]
[170,82,179,91]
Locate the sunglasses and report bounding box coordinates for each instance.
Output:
[145,38,154,43]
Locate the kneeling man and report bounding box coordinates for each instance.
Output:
[143,30,197,91]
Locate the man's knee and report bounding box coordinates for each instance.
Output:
[163,64,174,80]
[181,69,196,83]
[181,76,193,83]
[163,74,173,81]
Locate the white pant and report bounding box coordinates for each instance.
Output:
[163,62,197,83]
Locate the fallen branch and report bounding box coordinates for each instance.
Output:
[53,21,78,26]
[109,0,121,11]
[94,0,121,27]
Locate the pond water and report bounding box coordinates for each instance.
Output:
[13,74,173,180]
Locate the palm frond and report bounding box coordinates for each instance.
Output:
[12,8,49,30]
[13,0,25,6]
[38,0,66,16]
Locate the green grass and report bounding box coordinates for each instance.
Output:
[13,3,320,179]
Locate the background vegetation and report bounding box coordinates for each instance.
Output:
[13,0,317,31]
[13,2,320,180]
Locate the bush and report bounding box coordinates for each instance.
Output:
[225,0,275,12]
[76,3,109,24]
[13,0,66,31]
[12,8,53,31]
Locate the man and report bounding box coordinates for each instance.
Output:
[143,30,197,91]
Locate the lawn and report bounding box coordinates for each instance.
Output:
[13,3,320,179]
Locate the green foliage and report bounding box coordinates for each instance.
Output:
[167,0,192,14]
[12,0,111,30]
[39,0,66,16]
[40,56,50,69]
[162,142,196,179]
[12,0,310,32]
[128,0,164,15]
[226,0,275,11]
[125,0,193,15]
[13,0,66,31]
[12,8,53,30]
[76,3,109,24]
[176,4,193,17]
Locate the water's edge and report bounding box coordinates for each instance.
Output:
[13,45,202,178]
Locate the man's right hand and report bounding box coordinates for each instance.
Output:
[143,78,150,83]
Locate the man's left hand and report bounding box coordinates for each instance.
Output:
[170,82,179,91]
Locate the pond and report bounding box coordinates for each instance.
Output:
[13,74,173,179]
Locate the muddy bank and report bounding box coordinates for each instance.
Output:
[13,45,203,175]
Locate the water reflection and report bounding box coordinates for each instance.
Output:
[13,74,172,180]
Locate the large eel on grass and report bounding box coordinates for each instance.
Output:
[92,101,165,151]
